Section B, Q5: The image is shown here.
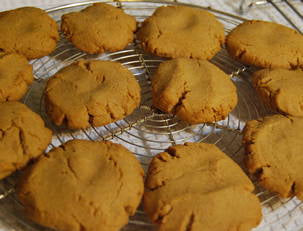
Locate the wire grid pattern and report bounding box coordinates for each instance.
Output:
[239,0,303,33]
[0,1,302,231]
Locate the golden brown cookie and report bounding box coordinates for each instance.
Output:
[243,115,303,199]
[137,5,225,59]
[152,58,238,124]
[17,140,144,231]
[0,102,52,179]
[0,53,33,102]
[45,60,141,129]
[61,3,136,54]
[252,68,303,117]
[226,20,303,68]
[144,142,262,231]
[0,7,59,59]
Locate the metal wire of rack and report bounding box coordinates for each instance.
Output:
[239,0,303,33]
[0,1,303,231]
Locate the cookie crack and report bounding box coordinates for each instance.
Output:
[154,23,164,40]
[157,29,163,39]
[0,89,10,102]
[105,104,116,120]
[171,82,191,113]
[0,129,8,143]
[49,33,59,43]
[83,63,106,84]
[255,83,280,112]
[165,147,180,158]
[107,155,125,208]
[95,74,105,84]
[0,119,30,157]
[88,112,94,125]
[66,157,79,180]
[155,203,173,223]
[185,213,195,231]
[76,194,101,218]
[9,122,28,157]
[258,78,273,86]
[84,105,96,126]
[287,116,295,124]
[85,103,117,126]
[83,62,93,74]
[253,165,271,179]
[148,155,236,192]
[237,49,247,59]
[71,214,85,231]
[17,126,27,157]
[148,164,212,191]
[127,88,137,101]
[289,59,299,69]
[290,181,296,196]
[27,131,43,142]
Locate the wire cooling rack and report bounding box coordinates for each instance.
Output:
[239,0,303,32]
[0,1,303,231]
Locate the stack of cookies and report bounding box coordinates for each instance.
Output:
[0,2,303,231]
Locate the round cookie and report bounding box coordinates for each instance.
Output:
[226,20,303,69]
[252,68,303,117]
[243,115,303,199]
[0,7,59,59]
[17,140,144,231]
[144,142,262,231]
[45,60,141,129]
[137,5,225,59]
[152,58,238,124]
[0,101,52,179]
[61,3,136,54]
[0,53,33,102]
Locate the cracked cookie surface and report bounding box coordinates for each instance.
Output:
[45,60,141,129]
[17,140,144,231]
[226,20,303,69]
[144,142,262,231]
[61,3,136,54]
[243,115,303,199]
[252,68,303,117]
[0,7,59,59]
[137,5,225,59]
[0,53,33,102]
[152,58,238,124]
[0,102,52,179]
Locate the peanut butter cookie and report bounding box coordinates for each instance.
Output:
[137,5,225,59]
[152,58,238,124]
[252,68,303,117]
[243,115,303,199]
[0,102,52,179]
[18,140,144,231]
[0,53,33,102]
[226,20,303,68]
[61,3,136,54]
[0,7,59,59]
[144,142,262,231]
[45,60,141,129]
